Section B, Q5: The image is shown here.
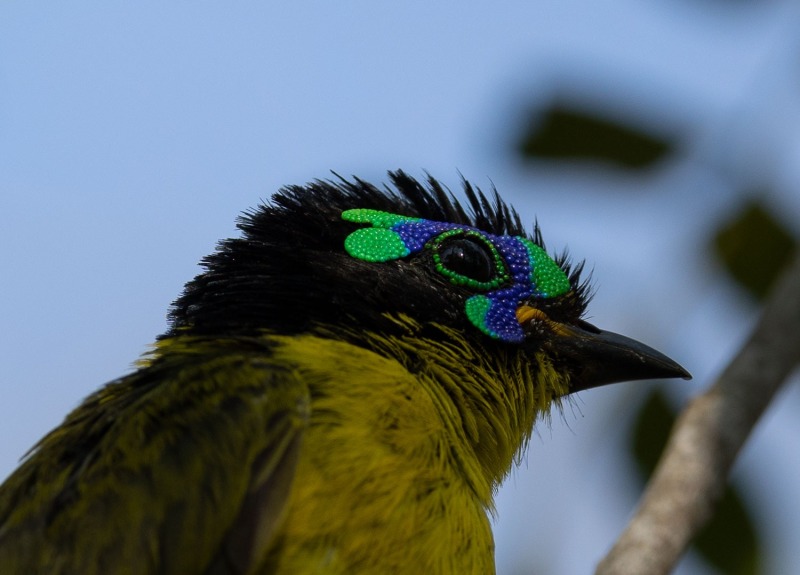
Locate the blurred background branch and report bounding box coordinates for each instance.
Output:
[596,250,800,575]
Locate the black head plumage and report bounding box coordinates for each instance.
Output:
[164,171,589,345]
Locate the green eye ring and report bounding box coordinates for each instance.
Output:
[428,229,509,291]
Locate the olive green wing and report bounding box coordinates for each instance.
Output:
[0,344,309,575]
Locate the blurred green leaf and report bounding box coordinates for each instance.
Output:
[630,390,761,575]
[713,200,797,300]
[517,105,672,169]
[694,488,760,575]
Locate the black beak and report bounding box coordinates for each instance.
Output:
[550,320,692,393]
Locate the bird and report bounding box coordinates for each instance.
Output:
[0,171,690,574]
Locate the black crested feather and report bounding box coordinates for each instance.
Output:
[164,170,588,342]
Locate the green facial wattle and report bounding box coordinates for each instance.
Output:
[342,208,570,342]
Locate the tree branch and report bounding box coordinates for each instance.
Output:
[595,250,800,575]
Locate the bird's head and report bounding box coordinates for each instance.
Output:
[166,170,689,396]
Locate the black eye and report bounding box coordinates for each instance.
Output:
[436,237,495,284]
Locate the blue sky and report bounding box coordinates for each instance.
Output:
[2,3,800,573]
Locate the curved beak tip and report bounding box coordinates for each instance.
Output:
[555,323,692,393]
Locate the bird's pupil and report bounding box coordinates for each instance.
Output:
[437,238,495,283]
